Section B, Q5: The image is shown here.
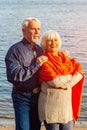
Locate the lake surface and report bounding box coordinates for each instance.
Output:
[0,0,87,125]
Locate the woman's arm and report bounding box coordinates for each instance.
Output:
[63,72,83,89]
[46,72,83,89]
[46,74,72,88]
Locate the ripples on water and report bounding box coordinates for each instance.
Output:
[0,0,87,124]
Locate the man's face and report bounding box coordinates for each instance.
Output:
[23,20,40,44]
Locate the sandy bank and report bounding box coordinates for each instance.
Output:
[0,124,87,130]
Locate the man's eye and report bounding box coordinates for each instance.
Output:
[30,28,34,30]
[47,40,51,42]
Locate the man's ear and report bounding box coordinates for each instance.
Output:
[22,29,25,35]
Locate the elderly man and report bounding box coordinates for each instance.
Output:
[5,18,47,130]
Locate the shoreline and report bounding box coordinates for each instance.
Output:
[0,124,87,130]
[0,119,87,130]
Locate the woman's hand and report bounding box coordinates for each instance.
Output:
[59,85,67,90]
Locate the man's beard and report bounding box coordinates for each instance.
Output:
[32,36,40,43]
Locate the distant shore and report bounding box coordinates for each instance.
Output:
[0,124,87,130]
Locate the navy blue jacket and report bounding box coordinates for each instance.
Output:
[5,38,43,89]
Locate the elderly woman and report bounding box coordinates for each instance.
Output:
[38,30,84,130]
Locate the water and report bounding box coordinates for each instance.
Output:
[0,0,87,124]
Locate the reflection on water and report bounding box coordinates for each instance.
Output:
[0,0,87,124]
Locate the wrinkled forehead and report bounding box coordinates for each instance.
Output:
[28,20,40,27]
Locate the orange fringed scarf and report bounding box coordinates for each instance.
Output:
[39,52,84,120]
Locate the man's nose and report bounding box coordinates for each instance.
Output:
[35,29,39,33]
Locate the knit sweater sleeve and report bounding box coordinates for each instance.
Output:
[46,72,83,89]
[64,72,83,89]
[46,74,72,88]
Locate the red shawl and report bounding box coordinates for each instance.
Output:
[39,52,84,120]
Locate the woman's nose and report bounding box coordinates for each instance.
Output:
[51,40,55,45]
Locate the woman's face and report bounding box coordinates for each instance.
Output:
[45,38,59,52]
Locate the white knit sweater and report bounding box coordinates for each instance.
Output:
[38,72,82,123]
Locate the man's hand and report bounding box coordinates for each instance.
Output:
[36,56,48,66]
[63,50,70,57]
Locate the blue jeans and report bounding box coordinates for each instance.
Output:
[12,89,41,130]
[44,120,73,130]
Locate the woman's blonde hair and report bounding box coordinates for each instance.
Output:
[41,30,62,51]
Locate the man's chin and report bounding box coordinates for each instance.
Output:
[32,38,39,43]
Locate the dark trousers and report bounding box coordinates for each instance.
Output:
[12,89,41,130]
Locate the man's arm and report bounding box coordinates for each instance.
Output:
[5,51,40,82]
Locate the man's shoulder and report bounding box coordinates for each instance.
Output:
[5,40,23,58]
[10,40,23,49]
[36,44,43,51]
[36,44,43,55]
[36,44,41,48]
[7,40,24,52]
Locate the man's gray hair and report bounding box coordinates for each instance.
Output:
[22,17,40,29]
